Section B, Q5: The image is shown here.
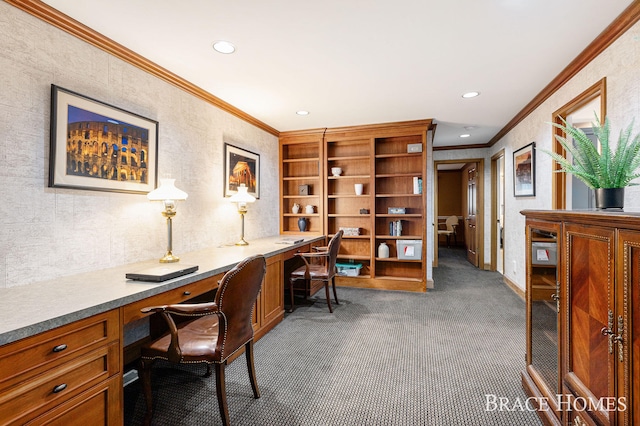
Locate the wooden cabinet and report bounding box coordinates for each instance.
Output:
[0,310,121,425]
[253,254,285,340]
[280,120,432,292]
[522,210,638,426]
[279,130,324,234]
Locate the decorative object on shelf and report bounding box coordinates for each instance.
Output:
[354,183,363,195]
[412,177,423,194]
[378,242,389,258]
[388,207,406,214]
[339,227,360,236]
[513,142,536,197]
[407,143,422,153]
[542,114,640,209]
[298,217,308,232]
[331,167,342,176]
[298,184,310,196]
[49,85,158,194]
[229,183,256,245]
[397,240,422,260]
[305,205,315,214]
[224,143,260,198]
[359,208,369,214]
[292,203,300,214]
[147,178,188,263]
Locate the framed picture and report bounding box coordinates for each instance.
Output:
[49,85,158,194]
[224,143,260,198]
[513,142,536,197]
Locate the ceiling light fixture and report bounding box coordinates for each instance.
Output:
[296,110,310,116]
[462,91,480,98]
[212,40,236,54]
[460,134,471,138]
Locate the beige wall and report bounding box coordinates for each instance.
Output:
[0,2,279,288]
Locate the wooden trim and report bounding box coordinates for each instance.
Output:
[503,275,525,300]
[487,2,640,147]
[323,119,433,136]
[4,0,280,136]
[433,143,487,151]
[490,149,505,272]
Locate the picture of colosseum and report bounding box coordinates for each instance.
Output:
[65,105,150,184]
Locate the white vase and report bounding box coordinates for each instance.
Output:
[378,242,389,258]
[292,203,300,214]
[354,183,363,195]
[305,205,314,214]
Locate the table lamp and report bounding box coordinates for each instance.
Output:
[147,178,188,262]
[229,184,256,245]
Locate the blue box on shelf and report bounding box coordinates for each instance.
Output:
[335,263,363,276]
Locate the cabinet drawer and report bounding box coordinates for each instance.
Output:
[122,273,222,323]
[0,310,119,391]
[0,342,119,425]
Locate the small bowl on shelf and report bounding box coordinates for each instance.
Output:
[331,167,342,176]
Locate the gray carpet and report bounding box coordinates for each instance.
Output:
[124,247,542,425]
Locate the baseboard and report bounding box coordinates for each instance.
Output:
[503,275,525,300]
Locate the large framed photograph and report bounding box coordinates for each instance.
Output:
[513,142,535,197]
[224,143,260,198]
[49,85,158,194]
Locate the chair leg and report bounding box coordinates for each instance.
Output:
[332,276,340,306]
[245,340,260,399]
[324,281,333,313]
[215,362,230,426]
[139,358,154,426]
[288,278,295,313]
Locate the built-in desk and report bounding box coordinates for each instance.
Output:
[0,235,324,425]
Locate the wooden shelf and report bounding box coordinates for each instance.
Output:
[283,176,320,181]
[327,155,370,161]
[328,213,371,218]
[328,175,370,180]
[282,157,320,163]
[376,172,422,178]
[376,193,422,198]
[375,214,422,218]
[375,235,422,239]
[375,152,422,159]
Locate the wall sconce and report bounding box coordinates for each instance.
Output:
[229,184,256,246]
[147,178,188,263]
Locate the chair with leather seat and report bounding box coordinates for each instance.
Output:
[289,230,343,313]
[437,215,459,247]
[138,254,267,426]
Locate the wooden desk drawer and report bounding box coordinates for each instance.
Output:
[122,273,222,324]
[0,342,119,425]
[282,244,310,260]
[0,310,119,390]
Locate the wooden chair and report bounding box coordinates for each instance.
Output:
[138,254,267,426]
[289,230,343,313]
[437,215,459,247]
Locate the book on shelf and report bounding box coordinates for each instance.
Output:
[413,176,423,194]
[276,237,304,244]
[389,220,403,236]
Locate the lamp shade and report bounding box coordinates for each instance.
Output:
[229,184,256,204]
[147,178,188,201]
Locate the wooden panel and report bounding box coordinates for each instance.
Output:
[121,274,221,323]
[261,255,283,329]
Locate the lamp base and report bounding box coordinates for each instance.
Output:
[159,253,180,263]
[235,239,249,246]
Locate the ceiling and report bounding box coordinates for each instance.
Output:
[39,0,634,147]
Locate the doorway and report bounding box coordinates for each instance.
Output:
[491,150,505,274]
[434,159,484,269]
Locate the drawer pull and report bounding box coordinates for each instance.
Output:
[52,344,68,353]
[183,291,191,296]
[52,383,67,393]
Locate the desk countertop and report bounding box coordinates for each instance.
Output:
[0,235,323,346]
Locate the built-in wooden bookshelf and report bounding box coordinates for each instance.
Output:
[280,120,432,292]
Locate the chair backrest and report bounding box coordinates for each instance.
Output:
[445,215,459,231]
[326,230,343,277]
[214,254,266,360]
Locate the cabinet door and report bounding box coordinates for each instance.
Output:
[262,255,283,327]
[618,230,639,426]
[563,223,616,425]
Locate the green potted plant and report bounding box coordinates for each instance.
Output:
[543,114,640,209]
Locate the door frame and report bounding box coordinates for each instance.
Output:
[433,158,485,269]
[490,149,505,272]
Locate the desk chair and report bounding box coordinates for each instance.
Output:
[289,230,343,313]
[438,215,459,247]
[138,254,266,426]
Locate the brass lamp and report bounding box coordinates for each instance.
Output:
[147,178,188,262]
[229,184,256,245]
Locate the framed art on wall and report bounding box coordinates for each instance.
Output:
[513,142,536,197]
[224,143,260,198]
[49,85,158,194]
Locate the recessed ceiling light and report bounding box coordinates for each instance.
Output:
[296,110,310,116]
[460,134,471,138]
[464,126,476,130]
[462,91,480,98]
[212,40,236,54]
